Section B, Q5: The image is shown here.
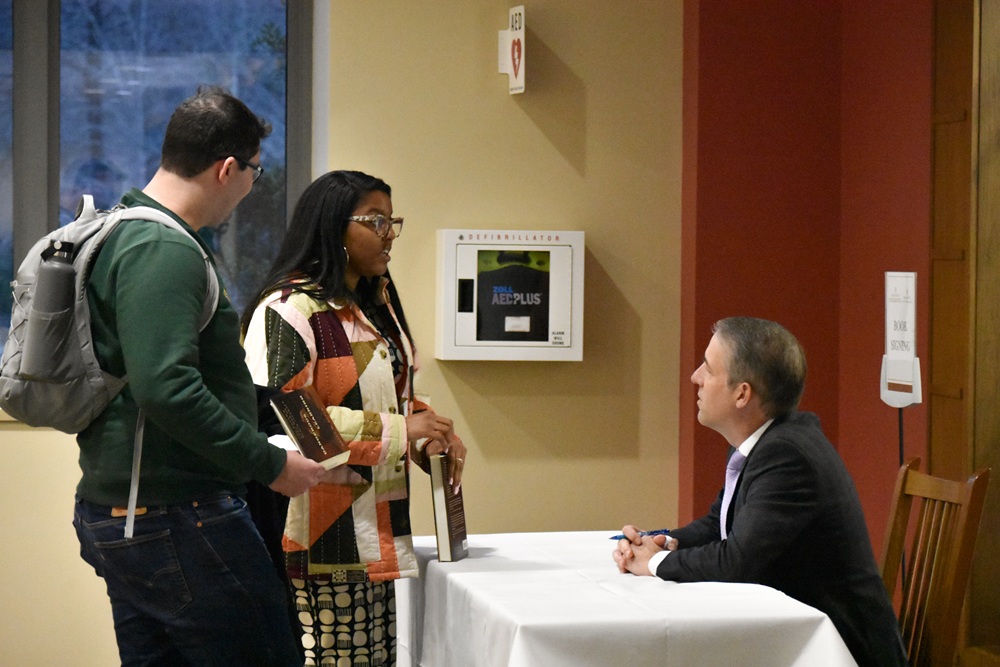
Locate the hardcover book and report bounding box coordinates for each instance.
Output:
[269,386,350,470]
[429,454,469,562]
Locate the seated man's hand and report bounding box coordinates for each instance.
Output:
[612,525,673,576]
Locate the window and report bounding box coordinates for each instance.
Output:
[0,0,12,336]
[59,0,292,311]
[3,0,312,356]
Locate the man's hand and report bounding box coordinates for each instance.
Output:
[269,451,325,497]
[612,524,674,576]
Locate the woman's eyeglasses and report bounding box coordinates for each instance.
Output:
[348,214,404,238]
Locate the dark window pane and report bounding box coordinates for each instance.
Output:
[59,0,287,314]
[0,0,12,336]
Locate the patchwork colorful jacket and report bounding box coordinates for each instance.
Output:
[243,280,418,582]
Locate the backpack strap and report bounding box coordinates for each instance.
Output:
[124,408,146,539]
[107,205,220,331]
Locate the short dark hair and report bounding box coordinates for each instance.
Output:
[713,317,807,418]
[160,86,271,177]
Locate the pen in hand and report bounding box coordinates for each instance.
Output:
[609,528,671,541]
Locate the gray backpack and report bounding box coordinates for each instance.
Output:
[0,195,219,536]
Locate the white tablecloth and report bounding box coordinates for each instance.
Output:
[397,531,857,667]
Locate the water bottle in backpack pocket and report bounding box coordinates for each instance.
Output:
[19,239,82,381]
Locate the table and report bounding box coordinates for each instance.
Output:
[396,531,857,667]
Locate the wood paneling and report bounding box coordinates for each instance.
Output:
[930,0,973,483]
[932,0,1000,656]
[971,0,1000,651]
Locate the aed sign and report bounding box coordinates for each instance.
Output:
[498,5,525,94]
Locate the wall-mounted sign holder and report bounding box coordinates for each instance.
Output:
[498,5,525,95]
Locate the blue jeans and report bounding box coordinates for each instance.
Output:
[74,494,302,666]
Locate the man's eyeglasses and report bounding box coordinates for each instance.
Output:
[235,157,264,183]
[218,156,264,183]
[348,214,404,238]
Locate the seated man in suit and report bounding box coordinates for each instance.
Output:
[613,317,907,667]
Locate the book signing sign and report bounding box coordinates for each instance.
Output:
[880,271,922,408]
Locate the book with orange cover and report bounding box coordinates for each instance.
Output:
[269,386,350,470]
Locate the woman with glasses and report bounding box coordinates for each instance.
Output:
[242,170,467,666]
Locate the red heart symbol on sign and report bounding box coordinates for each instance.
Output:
[511,38,522,78]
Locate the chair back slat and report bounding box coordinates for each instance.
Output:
[879,457,990,667]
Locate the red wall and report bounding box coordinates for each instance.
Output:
[681,0,931,550]
[838,1,932,549]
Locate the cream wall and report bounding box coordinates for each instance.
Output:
[320,1,683,538]
[0,421,119,665]
[0,2,682,663]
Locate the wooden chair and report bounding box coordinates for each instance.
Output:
[880,457,991,667]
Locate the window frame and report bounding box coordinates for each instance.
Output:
[10,0,314,269]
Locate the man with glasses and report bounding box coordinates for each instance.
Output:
[73,86,324,666]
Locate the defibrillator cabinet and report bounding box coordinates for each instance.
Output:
[435,229,584,361]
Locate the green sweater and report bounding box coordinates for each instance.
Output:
[76,189,285,506]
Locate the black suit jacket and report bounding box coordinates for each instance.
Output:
[659,412,908,667]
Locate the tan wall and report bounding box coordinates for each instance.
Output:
[0,421,119,665]
[321,1,682,538]
[0,2,682,663]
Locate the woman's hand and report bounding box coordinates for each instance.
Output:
[407,409,467,491]
[406,409,453,445]
[439,433,466,492]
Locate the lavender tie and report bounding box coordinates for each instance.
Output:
[719,450,746,540]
